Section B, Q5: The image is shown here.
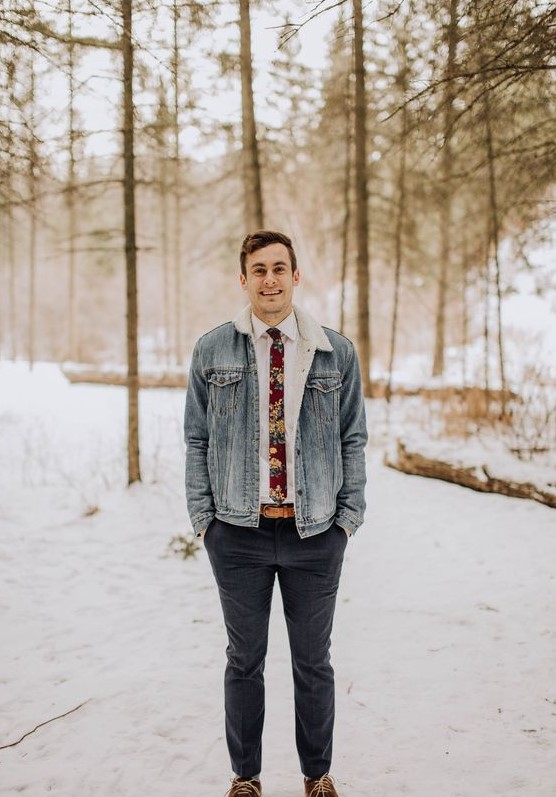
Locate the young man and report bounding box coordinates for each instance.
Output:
[184,230,367,797]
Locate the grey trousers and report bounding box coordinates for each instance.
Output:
[204,514,347,779]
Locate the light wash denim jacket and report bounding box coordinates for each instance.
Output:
[184,304,367,538]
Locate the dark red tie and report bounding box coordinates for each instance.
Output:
[267,328,287,504]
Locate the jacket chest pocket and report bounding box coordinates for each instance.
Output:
[306,373,342,422]
[207,370,244,415]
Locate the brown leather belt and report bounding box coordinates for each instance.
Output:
[260,504,295,519]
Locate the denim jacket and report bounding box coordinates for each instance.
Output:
[184,304,367,538]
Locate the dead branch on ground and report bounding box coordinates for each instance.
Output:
[0,699,91,750]
[385,440,556,509]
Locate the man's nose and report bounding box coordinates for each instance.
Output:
[263,271,277,285]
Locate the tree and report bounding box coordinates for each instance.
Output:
[385,35,410,402]
[432,0,459,378]
[353,0,371,394]
[25,57,38,369]
[239,0,264,230]
[148,79,173,365]
[122,0,141,484]
[0,54,18,359]
[171,0,184,365]
[65,0,78,362]
[339,42,354,336]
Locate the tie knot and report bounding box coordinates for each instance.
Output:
[267,327,281,341]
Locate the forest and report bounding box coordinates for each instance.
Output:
[1,0,555,488]
[1,8,555,791]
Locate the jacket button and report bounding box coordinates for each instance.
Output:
[297,489,303,496]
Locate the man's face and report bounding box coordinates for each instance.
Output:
[240,242,300,325]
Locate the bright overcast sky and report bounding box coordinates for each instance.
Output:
[40,0,338,165]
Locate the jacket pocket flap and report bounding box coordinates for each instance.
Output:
[208,370,243,387]
[306,374,342,393]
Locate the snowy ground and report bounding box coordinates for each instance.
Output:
[1,362,555,797]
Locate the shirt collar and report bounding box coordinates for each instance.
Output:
[251,310,298,342]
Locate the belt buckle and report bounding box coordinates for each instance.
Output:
[261,504,294,519]
[261,504,276,518]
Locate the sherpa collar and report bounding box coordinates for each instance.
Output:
[233,304,333,352]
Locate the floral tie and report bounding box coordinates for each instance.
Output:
[267,327,287,504]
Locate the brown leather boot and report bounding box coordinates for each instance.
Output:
[304,774,339,797]
[226,777,262,797]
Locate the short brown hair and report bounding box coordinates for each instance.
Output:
[240,230,297,276]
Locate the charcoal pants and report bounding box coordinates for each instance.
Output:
[204,514,348,779]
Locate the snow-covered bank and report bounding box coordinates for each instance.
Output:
[1,362,555,796]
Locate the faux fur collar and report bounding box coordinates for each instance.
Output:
[233,304,333,352]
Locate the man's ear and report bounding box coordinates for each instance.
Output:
[293,269,301,287]
[240,273,247,290]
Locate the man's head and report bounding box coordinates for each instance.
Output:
[239,230,300,325]
[240,230,297,277]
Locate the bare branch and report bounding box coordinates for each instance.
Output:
[26,19,121,49]
[276,1,349,49]
[0,700,91,751]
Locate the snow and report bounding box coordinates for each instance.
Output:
[1,362,555,796]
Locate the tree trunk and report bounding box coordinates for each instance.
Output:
[27,61,37,370]
[159,151,171,365]
[67,0,78,361]
[239,0,264,231]
[6,81,17,359]
[7,204,17,362]
[339,47,353,336]
[482,89,507,414]
[473,0,506,415]
[386,102,408,403]
[482,227,491,405]
[352,0,371,395]
[172,0,183,365]
[432,0,458,377]
[460,227,469,385]
[122,0,141,484]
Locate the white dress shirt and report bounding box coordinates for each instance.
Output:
[251,311,298,504]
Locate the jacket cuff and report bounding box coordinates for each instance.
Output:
[192,511,215,536]
[335,510,363,537]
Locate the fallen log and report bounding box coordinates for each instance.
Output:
[369,382,519,404]
[384,439,556,509]
[62,368,187,389]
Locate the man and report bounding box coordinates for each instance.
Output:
[184,230,367,797]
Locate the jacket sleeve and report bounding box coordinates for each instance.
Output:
[184,341,215,535]
[335,342,368,535]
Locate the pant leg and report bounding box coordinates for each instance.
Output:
[276,520,348,779]
[204,518,276,778]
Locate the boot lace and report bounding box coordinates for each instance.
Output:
[306,774,336,796]
[227,778,261,797]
